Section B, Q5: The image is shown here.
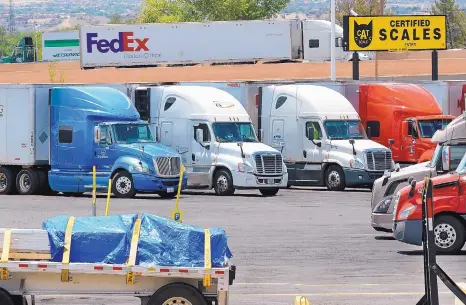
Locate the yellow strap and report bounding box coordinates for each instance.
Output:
[127,218,141,267]
[203,229,211,287]
[62,216,75,265]
[1,229,11,263]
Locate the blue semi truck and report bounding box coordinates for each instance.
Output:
[0,85,187,198]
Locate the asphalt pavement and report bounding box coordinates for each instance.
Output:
[0,187,464,305]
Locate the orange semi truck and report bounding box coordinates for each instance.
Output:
[358,83,455,165]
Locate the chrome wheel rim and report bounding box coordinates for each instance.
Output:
[434,223,457,249]
[116,176,132,194]
[0,173,7,192]
[328,171,340,188]
[162,297,192,305]
[19,172,31,193]
[217,175,228,193]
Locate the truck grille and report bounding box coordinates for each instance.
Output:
[155,157,181,177]
[255,154,283,175]
[366,150,392,171]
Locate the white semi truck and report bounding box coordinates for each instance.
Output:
[79,19,371,69]
[371,113,466,232]
[172,82,393,191]
[126,85,288,196]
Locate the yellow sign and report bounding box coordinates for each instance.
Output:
[344,15,446,52]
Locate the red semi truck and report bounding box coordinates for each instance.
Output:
[359,83,455,165]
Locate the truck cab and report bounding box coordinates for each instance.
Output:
[48,87,186,198]
[258,84,394,191]
[359,83,454,165]
[392,151,466,254]
[371,113,466,232]
[0,36,37,64]
[128,85,288,196]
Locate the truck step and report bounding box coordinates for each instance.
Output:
[83,185,109,190]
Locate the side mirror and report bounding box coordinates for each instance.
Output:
[367,126,372,138]
[307,126,315,141]
[388,139,395,146]
[349,139,355,145]
[408,179,417,198]
[94,126,101,144]
[442,146,451,171]
[196,128,204,144]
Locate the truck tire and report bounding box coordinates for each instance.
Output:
[0,290,14,305]
[148,283,207,305]
[0,167,16,195]
[112,171,136,198]
[325,165,346,191]
[213,169,235,196]
[16,169,40,195]
[259,188,279,196]
[11,295,28,305]
[433,215,465,254]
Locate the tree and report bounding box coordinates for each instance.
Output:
[431,0,466,48]
[138,0,290,23]
[109,14,125,24]
[336,0,391,26]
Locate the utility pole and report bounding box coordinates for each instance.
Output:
[8,0,15,32]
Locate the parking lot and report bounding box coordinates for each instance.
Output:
[0,187,464,305]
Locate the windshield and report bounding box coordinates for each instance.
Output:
[113,124,153,144]
[212,122,258,143]
[418,119,451,138]
[323,120,367,140]
[455,152,466,175]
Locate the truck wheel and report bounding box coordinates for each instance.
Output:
[0,290,14,305]
[325,165,346,191]
[0,167,16,195]
[148,283,207,305]
[16,169,40,195]
[213,169,235,196]
[112,171,136,198]
[259,188,279,196]
[433,215,465,254]
[11,295,28,305]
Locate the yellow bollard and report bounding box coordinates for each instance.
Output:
[105,179,112,216]
[294,296,310,305]
[171,164,185,223]
[92,166,97,216]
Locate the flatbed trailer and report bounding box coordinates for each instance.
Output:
[0,229,236,305]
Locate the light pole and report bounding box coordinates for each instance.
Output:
[330,0,336,81]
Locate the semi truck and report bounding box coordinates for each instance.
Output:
[78,19,372,69]
[126,84,288,196]
[371,113,466,232]
[0,84,186,198]
[171,82,393,191]
[0,36,37,64]
[358,83,455,165]
[392,149,466,254]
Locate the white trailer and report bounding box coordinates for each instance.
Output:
[41,31,80,62]
[79,20,303,69]
[0,228,235,305]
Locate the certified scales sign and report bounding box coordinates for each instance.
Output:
[343,15,447,52]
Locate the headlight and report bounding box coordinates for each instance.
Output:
[398,204,416,220]
[129,164,150,173]
[373,196,393,213]
[349,158,365,169]
[237,162,254,173]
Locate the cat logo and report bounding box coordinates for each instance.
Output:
[354,20,373,48]
[213,101,234,108]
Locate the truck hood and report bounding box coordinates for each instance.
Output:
[116,143,180,158]
[329,139,390,153]
[218,142,280,157]
[384,161,431,180]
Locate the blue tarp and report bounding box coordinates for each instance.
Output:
[42,213,232,267]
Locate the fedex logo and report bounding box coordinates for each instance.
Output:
[86,32,149,53]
